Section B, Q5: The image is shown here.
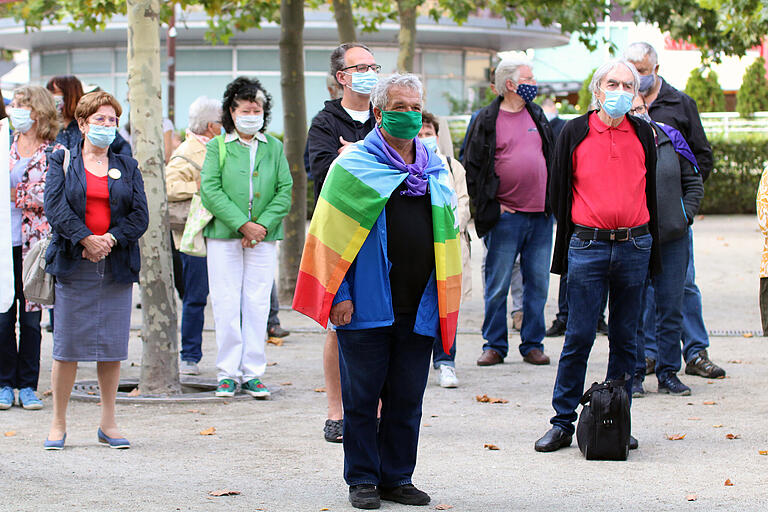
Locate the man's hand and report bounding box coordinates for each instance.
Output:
[239,221,267,247]
[338,136,353,154]
[330,300,354,326]
[500,204,516,215]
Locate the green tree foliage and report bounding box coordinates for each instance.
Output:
[578,68,596,113]
[684,68,726,112]
[736,57,768,118]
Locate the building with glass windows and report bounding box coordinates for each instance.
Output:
[0,9,568,131]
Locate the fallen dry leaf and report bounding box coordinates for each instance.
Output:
[127,387,141,397]
[435,505,454,510]
[266,337,284,346]
[685,494,698,502]
[702,401,717,405]
[667,433,686,441]
[688,417,701,421]
[475,394,508,404]
[267,362,278,367]
[280,382,293,386]
[713,424,724,428]
[431,414,439,418]
[724,479,734,486]
[743,333,754,338]
[199,427,216,436]
[314,387,326,393]
[423,423,432,427]
[758,450,768,455]
[320,508,330,511]
[484,443,500,450]
[725,433,741,440]
[208,489,241,497]
[4,431,16,437]
[42,389,53,397]
[728,360,743,364]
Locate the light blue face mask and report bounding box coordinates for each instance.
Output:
[348,70,379,95]
[420,135,438,154]
[87,124,117,148]
[600,89,634,119]
[8,107,35,133]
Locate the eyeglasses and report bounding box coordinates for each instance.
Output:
[629,105,648,115]
[342,64,382,74]
[90,115,119,125]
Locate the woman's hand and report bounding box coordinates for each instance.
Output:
[80,234,112,260]
[10,186,16,204]
[238,221,267,247]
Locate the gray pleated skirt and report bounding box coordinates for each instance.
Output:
[53,259,133,362]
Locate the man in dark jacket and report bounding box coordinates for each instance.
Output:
[305,43,378,445]
[535,59,659,453]
[625,42,725,380]
[463,58,555,367]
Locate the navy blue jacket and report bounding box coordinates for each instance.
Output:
[44,146,149,283]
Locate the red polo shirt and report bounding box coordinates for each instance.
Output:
[571,112,649,230]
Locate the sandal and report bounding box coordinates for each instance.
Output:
[324,419,343,443]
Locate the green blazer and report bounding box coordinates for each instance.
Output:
[200,133,293,241]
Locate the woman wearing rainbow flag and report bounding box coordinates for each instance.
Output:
[293,74,462,510]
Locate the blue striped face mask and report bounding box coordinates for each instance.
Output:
[348,70,379,95]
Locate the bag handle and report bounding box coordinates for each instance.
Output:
[170,154,202,172]
[579,375,629,405]
[216,134,226,169]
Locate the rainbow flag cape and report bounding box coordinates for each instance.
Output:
[293,133,462,353]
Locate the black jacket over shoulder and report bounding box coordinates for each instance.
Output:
[550,111,662,276]
[306,98,375,201]
[649,78,713,180]
[44,146,149,283]
[462,96,555,238]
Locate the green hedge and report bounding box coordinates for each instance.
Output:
[699,136,768,214]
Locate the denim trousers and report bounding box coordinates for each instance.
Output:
[550,234,651,434]
[554,274,608,325]
[0,246,42,390]
[635,233,689,380]
[482,212,552,358]
[268,281,280,329]
[179,252,209,364]
[432,333,456,368]
[337,314,434,487]
[645,229,709,363]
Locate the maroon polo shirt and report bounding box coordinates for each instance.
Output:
[571,112,649,230]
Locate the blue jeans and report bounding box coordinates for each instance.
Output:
[550,233,651,434]
[554,274,608,325]
[268,281,279,329]
[645,229,709,363]
[0,246,42,390]
[337,314,434,487]
[482,212,552,358]
[179,252,208,363]
[636,234,688,380]
[432,334,456,368]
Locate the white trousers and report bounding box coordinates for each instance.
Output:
[206,238,276,383]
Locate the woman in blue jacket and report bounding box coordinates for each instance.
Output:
[42,91,148,450]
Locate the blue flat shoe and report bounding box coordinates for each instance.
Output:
[44,433,66,450]
[97,428,130,449]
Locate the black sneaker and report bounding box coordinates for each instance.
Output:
[645,357,655,375]
[378,484,430,506]
[685,350,726,379]
[545,319,566,337]
[632,375,645,398]
[657,374,691,396]
[596,318,609,335]
[349,484,380,509]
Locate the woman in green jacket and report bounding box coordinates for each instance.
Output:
[200,77,292,399]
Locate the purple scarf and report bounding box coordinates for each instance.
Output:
[373,126,429,196]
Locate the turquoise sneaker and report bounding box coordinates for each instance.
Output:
[0,386,13,410]
[241,378,270,398]
[18,387,43,410]
[215,379,236,397]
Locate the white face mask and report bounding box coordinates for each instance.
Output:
[235,114,264,135]
[8,107,35,133]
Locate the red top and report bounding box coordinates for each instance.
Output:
[571,112,649,230]
[85,170,111,236]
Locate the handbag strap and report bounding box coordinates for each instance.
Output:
[170,154,202,172]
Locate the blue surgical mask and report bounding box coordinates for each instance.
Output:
[235,114,264,135]
[8,107,35,133]
[420,135,438,154]
[348,70,379,95]
[87,124,116,148]
[638,73,656,93]
[600,89,634,119]
[515,83,538,103]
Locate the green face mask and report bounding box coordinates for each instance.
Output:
[380,110,422,140]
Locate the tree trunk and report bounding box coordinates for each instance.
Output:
[397,0,417,72]
[127,0,181,394]
[332,0,357,43]
[278,0,307,304]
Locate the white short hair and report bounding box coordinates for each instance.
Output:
[495,58,532,95]
[187,96,222,134]
[370,73,423,111]
[590,59,640,108]
[624,42,658,68]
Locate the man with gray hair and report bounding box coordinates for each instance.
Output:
[166,96,222,375]
[624,42,725,381]
[463,57,555,367]
[295,73,461,509]
[535,59,660,453]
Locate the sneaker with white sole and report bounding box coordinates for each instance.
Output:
[438,365,459,388]
[215,379,236,397]
[241,378,270,398]
[0,386,13,410]
[180,360,200,375]
[18,387,43,410]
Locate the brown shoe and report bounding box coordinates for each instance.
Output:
[476,349,504,366]
[523,349,550,365]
